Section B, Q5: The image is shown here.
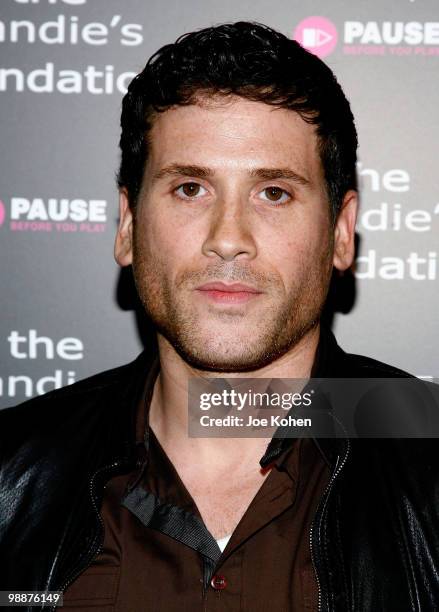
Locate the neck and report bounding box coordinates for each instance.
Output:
[148,325,321,470]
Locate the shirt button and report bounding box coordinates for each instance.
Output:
[210,574,227,590]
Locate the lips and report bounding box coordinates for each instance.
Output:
[195,281,263,304]
[196,282,261,293]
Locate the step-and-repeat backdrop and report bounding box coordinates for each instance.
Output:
[1,0,438,407]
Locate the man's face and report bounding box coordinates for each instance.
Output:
[116,95,356,372]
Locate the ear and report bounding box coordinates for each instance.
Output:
[114,189,134,267]
[333,190,358,271]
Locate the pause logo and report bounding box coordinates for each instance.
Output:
[294,16,338,58]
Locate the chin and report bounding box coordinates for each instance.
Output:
[166,334,290,373]
[176,349,276,373]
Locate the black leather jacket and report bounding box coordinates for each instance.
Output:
[1,328,439,611]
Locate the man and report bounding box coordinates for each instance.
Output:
[1,21,438,612]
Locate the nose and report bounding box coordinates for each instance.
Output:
[201,198,257,262]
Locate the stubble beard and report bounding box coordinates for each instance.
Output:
[132,232,334,373]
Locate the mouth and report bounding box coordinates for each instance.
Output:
[195,281,263,304]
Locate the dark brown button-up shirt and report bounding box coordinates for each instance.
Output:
[63,359,330,611]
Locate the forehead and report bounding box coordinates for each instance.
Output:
[146,95,323,181]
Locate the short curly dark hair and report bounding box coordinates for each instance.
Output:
[117,21,357,221]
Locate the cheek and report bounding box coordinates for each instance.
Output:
[271,240,309,278]
[277,213,327,252]
[266,217,332,282]
[136,208,198,275]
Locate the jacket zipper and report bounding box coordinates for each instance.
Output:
[310,437,351,612]
[48,457,129,612]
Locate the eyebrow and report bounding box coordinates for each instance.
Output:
[249,167,310,186]
[152,164,311,186]
[153,164,213,180]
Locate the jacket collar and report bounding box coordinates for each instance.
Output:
[310,325,349,468]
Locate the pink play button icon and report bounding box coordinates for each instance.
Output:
[294,17,338,58]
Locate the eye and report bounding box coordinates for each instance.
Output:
[259,186,291,204]
[175,182,208,199]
